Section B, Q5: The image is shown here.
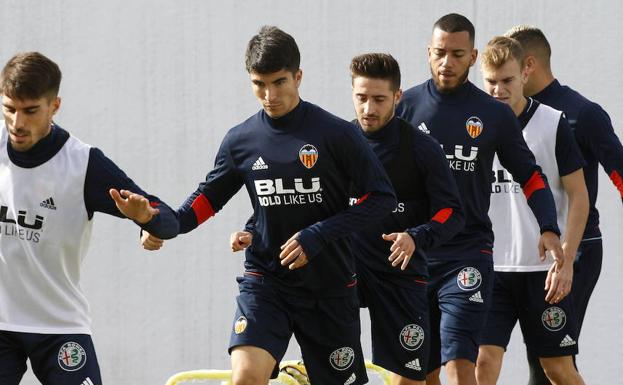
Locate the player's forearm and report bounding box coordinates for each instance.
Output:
[297,191,396,259]
[137,200,179,239]
[407,206,465,250]
[561,176,589,262]
[524,172,560,235]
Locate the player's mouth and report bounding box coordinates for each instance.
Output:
[361,116,379,125]
[8,130,29,142]
[439,70,455,79]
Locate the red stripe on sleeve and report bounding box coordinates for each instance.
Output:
[610,170,623,198]
[149,201,159,208]
[355,193,370,205]
[522,171,546,200]
[191,194,215,225]
[432,208,453,224]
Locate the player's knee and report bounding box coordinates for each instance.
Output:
[390,372,425,385]
[540,357,580,385]
[476,346,503,373]
[426,367,442,385]
[231,369,271,385]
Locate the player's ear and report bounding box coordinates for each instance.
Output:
[294,69,302,87]
[469,48,478,66]
[394,89,403,104]
[524,55,537,76]
[51,97,61,115]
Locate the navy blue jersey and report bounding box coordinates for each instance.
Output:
[176,101,396,297]
[6,125,178,239]
[533,80,623,239]
[397,80,559,262]
[350,116,464,280]
[518,98,585,177]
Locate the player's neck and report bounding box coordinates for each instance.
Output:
[526,70,555,97]
[511,96,528,117]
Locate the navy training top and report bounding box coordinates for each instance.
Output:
[533,80,623,239]
[397,79,559,262]
[176,100,396,297]
[349,116,464,282]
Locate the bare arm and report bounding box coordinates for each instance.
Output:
[545,168,589,303]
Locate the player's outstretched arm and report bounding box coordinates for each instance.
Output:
[141,230,164,251]
[110,189,159,224]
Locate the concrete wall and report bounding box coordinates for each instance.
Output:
[1,0,621,384]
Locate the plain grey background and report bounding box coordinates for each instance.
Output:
[2,0,621,384]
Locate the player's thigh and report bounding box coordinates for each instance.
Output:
[0,331,28,385]
[293,292,367,385]
[229,273,292,377]
[571,240,603,331]
[365,278,429,381]
[231,345,277,385]
[437,260,494,364]
[426,264,444,373]
[519,271,579,358]
[29,334,102,385]
[478,271,520,349]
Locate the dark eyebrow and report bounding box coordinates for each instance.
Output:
[272,77,288,84]
[2,103,40,109]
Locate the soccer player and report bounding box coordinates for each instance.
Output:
[506,25,623,385]
[232,53,465,385]
[0,52,178,385]
[396,14,563,385]
[142,26,396,385]
[476,36,588,385]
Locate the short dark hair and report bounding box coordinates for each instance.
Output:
[433,13,475,45]
[245,26,300,74]
[350,53,401,91]
[481,36,525,70]
[505,25,551,67]
[0,52,62,100]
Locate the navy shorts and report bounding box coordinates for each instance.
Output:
[357,263,429,380]
[229,273,368,385]
[0,331,101,385]
[427,259,494,371]
[479,271,579,357]
[572,239,603,334]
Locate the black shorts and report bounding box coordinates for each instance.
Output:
[229,273,368,385]
[0,331,101,385]
[427,258,494,371]
[357,263,429,380]
[479,271,579,357]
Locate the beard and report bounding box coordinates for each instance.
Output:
[430,66,470,94]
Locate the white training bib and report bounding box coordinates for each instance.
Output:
[0,126,94,334]
[489,102,568,272]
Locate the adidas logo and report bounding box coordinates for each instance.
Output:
[559,334,576,347]
[344,373,356,385]
[40,197,57,210]
[252,157,269,170]
[405,358,422,371]
[81,377,95,385]
[469,291,483,303]
[418,122,430,134]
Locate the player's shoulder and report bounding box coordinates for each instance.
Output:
[400,81,428,102]
[304,100,359,136]
[397,117,444,157]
